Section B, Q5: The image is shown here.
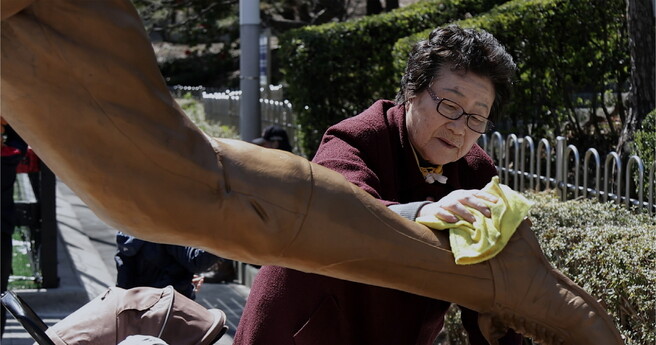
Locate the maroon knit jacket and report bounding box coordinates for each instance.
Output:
[234,101,521,345]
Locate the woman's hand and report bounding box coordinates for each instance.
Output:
[419,189,498,223]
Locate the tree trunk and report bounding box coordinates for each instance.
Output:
[617,0,656,155]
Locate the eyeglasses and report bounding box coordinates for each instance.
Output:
[426,88,494,134]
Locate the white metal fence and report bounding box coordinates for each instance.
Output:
[480,132,655,215]
[173,85,655,215]
[199,86,301,154]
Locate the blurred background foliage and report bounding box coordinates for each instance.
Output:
[132,0,653,161]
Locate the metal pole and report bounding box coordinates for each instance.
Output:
[556,136,566,201]
[239,0,261,142]
[39,163,58,288]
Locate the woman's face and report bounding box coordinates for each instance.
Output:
[405,68,495,166]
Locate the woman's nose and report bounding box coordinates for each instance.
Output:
[446,115,468,134]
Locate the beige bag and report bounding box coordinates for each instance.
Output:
[44,286,226,345]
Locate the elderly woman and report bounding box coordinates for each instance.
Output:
[235,25,521,345]
[2,1,622,344]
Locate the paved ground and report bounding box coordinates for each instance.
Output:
[1,178,252,345]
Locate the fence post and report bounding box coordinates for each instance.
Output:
[583,148,601,201]
[536,139,552,191]
[555,136,567,200]
[521,136,535,192]
[563,145,580,200]
[488,132,504,178]
[604,152,622,204]
[625,155,644,211]
[505,134,519,191]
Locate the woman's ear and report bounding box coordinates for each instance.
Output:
[406,93,417,105]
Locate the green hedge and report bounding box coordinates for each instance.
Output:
[393,0,629,150]
[278,0,507,157]
[528,192,655,345]
[442,192,655,344]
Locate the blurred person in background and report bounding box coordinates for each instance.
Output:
[1,118,27,335]
[115,232,226,300]
[252,125,293,152]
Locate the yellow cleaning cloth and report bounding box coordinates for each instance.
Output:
[416,176,534,265]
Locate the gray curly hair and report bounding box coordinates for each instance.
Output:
[395,25,517,122]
